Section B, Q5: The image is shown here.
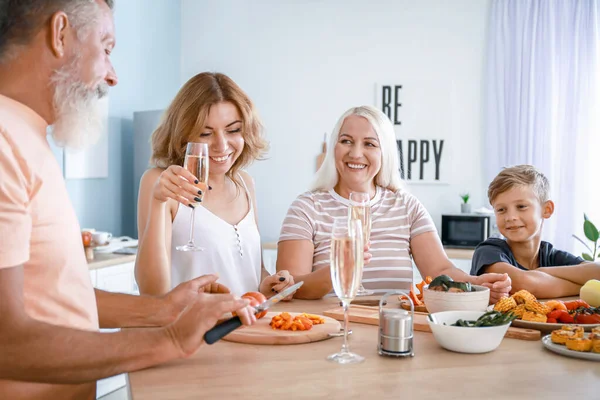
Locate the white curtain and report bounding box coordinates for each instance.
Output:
[484,0,600,252]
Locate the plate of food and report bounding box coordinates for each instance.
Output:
[542,327,600,361]
[491,290,600,333]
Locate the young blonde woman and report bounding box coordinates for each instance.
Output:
[135,72,291,298]
[277,105,512,303]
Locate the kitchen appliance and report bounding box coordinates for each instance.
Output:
[441,214,492,248]
[378,291,414,357]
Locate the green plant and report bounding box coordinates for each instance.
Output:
[460,193,470,204]
[573,214,599,261]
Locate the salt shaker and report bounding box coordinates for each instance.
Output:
[378,290,414,357]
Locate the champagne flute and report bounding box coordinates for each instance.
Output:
[349,192,374,296]
[176,142,209,252]
[328,217,365,364]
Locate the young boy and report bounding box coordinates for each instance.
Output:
[470,165,600,298]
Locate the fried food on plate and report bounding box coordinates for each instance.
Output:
[561,325,584,338]
[565,337,593,352]
[521,311,547,323]
[524,300,550,316]
[550,329,573,345]
[591,333,600,353]
[511,290,536,305]
[494,296,517,313]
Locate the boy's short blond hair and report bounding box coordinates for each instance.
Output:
[488,165,550,204]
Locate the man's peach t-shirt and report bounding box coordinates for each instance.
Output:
[0,94,98,398]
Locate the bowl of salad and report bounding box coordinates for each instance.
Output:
[427,310,516,353]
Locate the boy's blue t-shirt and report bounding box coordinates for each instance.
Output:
[470,238,584,276]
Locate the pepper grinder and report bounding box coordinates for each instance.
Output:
[378,290,414,357]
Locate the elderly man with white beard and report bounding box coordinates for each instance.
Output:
[0,1,257,399]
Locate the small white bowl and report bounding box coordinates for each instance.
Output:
[422,284,490,314]
[427,310,510,353]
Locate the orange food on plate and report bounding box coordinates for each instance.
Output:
[269,312,326,331]
[544,300,567,312]
[521,311,547,323]
[524,300,550,316]
[511,304,527,319]
[561,325,584,338]
[550,329,573,345]
[591,333,600,353]
[511,290,536,305]
[565,337,593,352]
[493,296,517,313]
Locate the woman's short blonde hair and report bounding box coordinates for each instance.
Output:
[150,72,268,180]
[488,164,550,204]
[311,105,404,192]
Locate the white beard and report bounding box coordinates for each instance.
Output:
[50,58,109,150]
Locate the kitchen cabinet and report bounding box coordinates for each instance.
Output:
[88,259,138,399]
[95,262,139,295]
[263,248,277,275]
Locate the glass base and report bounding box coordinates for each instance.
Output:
[355,285,374,296]
[327,351,365,364]
[176,243,204,252]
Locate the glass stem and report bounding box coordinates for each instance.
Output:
[342,301,350,353]
[187,207,196,245]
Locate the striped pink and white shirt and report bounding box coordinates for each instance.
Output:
[279,186,437,293]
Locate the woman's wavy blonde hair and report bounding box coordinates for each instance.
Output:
[150,72,268,181]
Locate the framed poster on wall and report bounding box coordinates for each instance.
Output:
[375,81,451,185]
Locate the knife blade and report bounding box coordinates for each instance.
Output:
[204,281,304,344]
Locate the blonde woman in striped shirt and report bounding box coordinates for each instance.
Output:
[273,106,511,303]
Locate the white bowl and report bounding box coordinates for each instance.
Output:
[427,310,510,353]
[422,284,490,313]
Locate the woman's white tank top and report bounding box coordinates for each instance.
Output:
[170,175,262,296]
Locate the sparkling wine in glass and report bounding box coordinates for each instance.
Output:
[349,192,374,296]
[176,142,209,252]
[328,217,364,364]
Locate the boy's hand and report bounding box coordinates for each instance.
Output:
[474,273,512,304]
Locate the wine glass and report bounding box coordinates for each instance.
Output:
[328,217,365,364]
[349,192,374,296]
[176,142,209,252]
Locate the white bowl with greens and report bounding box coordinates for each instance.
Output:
[427,310,515,353]
[422,275,490,313]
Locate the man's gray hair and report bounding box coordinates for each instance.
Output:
[0,0,114,62]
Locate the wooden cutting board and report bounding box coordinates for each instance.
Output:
[222,312,341,345]
[323,305,541,341]
[399,299,428,313]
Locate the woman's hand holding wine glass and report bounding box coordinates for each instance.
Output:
[152,165,207,207]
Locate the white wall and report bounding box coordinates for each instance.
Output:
[181,0,491,242]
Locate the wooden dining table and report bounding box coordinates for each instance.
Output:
[128,297,599,399]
